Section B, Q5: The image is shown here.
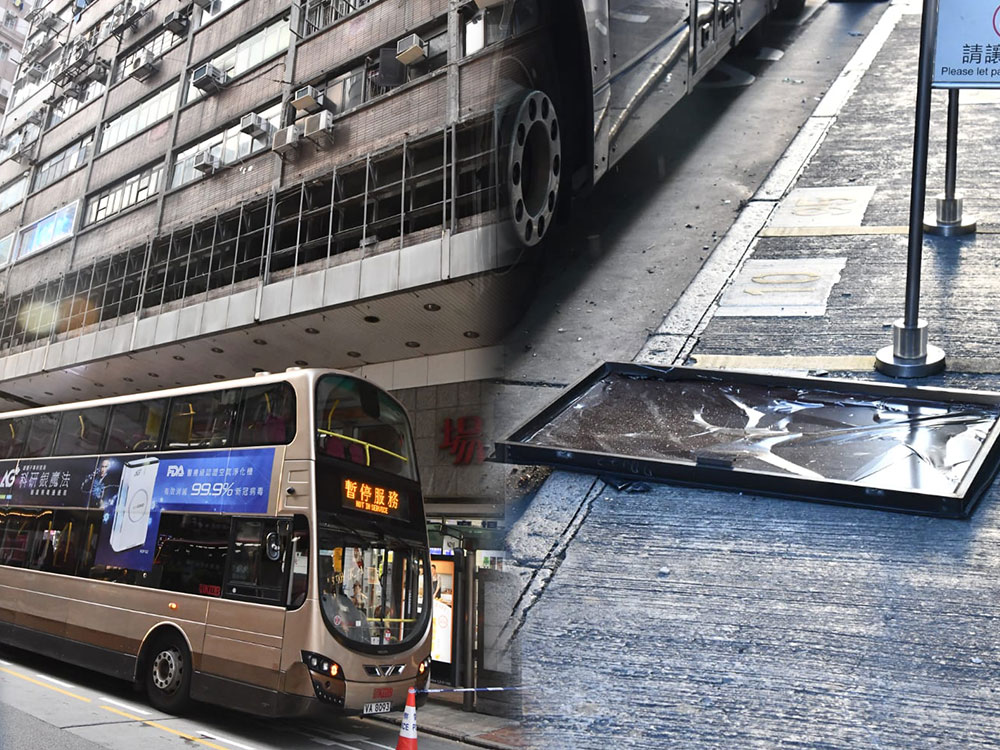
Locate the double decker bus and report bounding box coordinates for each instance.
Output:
[0,368,432,717]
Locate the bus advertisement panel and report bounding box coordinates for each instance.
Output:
[0,448,275,570]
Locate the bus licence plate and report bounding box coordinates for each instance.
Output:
[363,701,392,715]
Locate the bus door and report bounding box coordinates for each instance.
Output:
[200,518,290,698]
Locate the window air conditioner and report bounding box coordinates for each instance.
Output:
[240,112,272,139]
[129,50,157,81]
[395,34,426,66]
[474,0,505,7]
[191,62,227,92]
[192,0,213,8]
[24,109,43,126]
[24,62,45,81]
[302,110,334,148]
[193,150,220,174]
[271,124,300,155]
[38,10,66,32]
[291,85,324,114]
[163,10,189,35]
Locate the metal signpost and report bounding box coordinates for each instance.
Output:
[875,0,1000,377]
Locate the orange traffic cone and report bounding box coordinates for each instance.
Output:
[395,687,418,750]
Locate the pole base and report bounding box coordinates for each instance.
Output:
[874,344,946,378]
[923,216,977,237]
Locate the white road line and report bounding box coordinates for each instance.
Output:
[198,731,258,750]
[610,10,649,23]
[35,673,78,690]
[294,729,363,750]
[358,740,395,750]
[99,696,152,715]
[0,659,12,666]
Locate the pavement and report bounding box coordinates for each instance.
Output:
[502,0,1000,747]
[369,689,525,749]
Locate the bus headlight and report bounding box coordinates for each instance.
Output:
[302,651,344,680]
[418,655,431,675]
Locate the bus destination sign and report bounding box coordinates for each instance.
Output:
[342,478,408,521]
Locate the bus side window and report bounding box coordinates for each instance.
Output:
[54,406,110,456]
[106,399,167,453]
[24,413,59,458]
[225,518,286,605]
[0,417,28,459]
[237,383,296,447]
[166,390,238,449]
[152,514,229,596]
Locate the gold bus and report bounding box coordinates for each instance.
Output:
[0,368,432,716]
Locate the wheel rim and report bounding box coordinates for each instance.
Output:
[508,91,561,247]
[151,646,183,694]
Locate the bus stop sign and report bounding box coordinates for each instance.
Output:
[933,0,1000,87]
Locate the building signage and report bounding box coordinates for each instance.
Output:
[933,1,1000,87]
[440,416,486,465]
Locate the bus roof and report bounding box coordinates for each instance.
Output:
[0,367,401,420]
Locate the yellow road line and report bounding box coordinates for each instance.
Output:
[0,666,91,702]
[100,705,233,750]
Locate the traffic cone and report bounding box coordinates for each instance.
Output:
[395,687,418,750]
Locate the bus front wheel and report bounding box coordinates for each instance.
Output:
[145,631,192,713]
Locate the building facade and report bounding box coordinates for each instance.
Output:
[0,1,32,115]
[0,0,560,694]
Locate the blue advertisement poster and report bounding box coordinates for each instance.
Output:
[0,448,276,572]
[92,448,276,571]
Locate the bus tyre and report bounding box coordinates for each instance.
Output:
[505,90,561,247]
[145,632,192,713]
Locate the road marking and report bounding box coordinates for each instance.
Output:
[610,10,649,22]
[759,225,908,237]
[35,673,79,690]
[199,731,259,750]
[294,728,364,749]
[100,706,234,750]
[99,696,152,715]
[0,666,91,702]
[0,659,11,666]
[358,741,396,750]
[691,354,874,370]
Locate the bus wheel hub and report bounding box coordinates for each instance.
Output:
[508,90,561,247]
[152,648,180,692]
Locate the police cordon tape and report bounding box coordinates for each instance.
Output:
[414,686,530,694]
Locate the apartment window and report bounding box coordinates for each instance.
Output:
[0,44,10,62]
[16,202,78,260]
[323,66,364,114]
[85,162,164,226]
[0,176,26,213]
[47,81,106,129]
[171,102,280,189]
[3,13,17,30]
[100,82,179,153]
[200,0,246,24]
[302,0,374,35]
[33,136,92,192]
[0,233,13,267]
[464,3,541,57]
[186,18,289,103]
[113,28,182,84]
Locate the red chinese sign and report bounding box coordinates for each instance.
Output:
[440,416,486,465]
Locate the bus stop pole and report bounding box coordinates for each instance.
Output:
[924,88,977,236]
[462,539,477,711]
[875,0,946,378]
